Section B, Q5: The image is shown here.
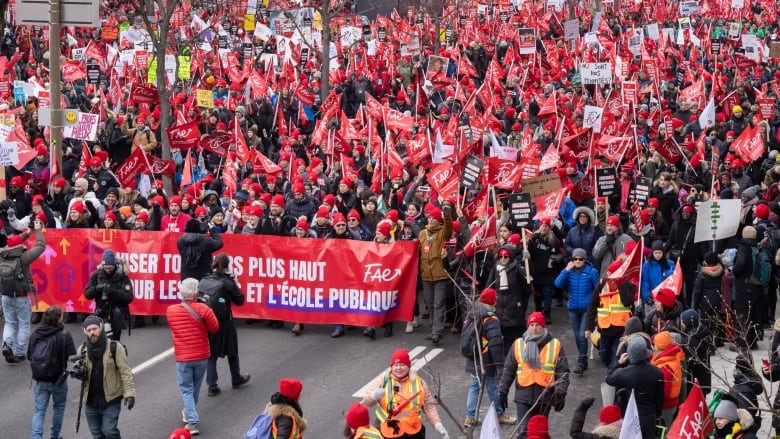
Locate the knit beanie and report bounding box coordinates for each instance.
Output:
[480,288,497,306]
[624,316,643,335]
[390,349,411,367]
[599,405,622,424]
[278,378,303,400]
[526,415,549,438]
[102,249,117,265]
[681,309,700,329]
[82,315,103,331]
[345,402,370,429]
[713,399,738,422]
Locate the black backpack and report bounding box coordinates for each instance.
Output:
[460,315,497,358]
[30,332,64,382]
[197,274,229,321]
[0,255,24,295]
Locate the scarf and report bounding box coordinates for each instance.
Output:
[522,328,549,370]
[86,331,107,362]
[497,265,509,290]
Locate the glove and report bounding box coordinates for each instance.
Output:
[553,392,566,412]
[434,422,449,439]
[579,396,595,410]
[124,396,135,410]
[523,251,531,260]
[499,392,508,410]
[371,388,386,401]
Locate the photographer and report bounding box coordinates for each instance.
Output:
[28,305,76,439]
[84,250,133,341]
[79,315,136,439]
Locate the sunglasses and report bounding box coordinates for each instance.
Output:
[573,257,585,261]
[500,255,510,259]
[335,223,346,227]
[348,218,359,222]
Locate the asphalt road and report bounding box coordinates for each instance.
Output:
[0,304,621,438]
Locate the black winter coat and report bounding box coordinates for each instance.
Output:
[205,272,245,358]
[605,361,664,439]
[486,261,525,328]
[464,304,504,378]
[679,324,714,395]
[692,264,724,315]
[177,231,224,281]
[84,265,134,331]
[644,300,683,336]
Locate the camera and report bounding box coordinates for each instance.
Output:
[58,352,88,384]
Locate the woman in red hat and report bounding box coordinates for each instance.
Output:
[528,219,564,324]
[264,378,307,439]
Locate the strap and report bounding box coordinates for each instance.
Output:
[180,300,204,323]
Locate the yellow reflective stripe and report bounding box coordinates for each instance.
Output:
[597,309,610,316]
[608,305,631,312]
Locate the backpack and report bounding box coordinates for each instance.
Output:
[762,227,780,266]
[243,412,273,439]
[748,245,773,286]
[197,274,229,321]
[0,255,25,295]
[30,331,64,382]
[460,315,497,358]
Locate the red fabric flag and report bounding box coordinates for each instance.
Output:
[462,213,498,258]
[656,138,683,165]
[607,238,642,288]
[320,90,342,120]
[7,123,34,171]
[462,188,489,223]
[167,121,200,151]
[293,80,316,107]
[427,160,460,199]
[199,132,231,157]
[365,93,384,121]
[731,123,766,162]
[180,148,193,187]
[666,381,714,439]
[61,61,87,82]
[114,147,151,188]
[653,260,683,297]
[533,187,567,221]
[570,170,596,203]
[596,135,631,163]
[383,108,415,132]
[234,117,249,165]
[252,150,282,175]
[76,141,93,179]
[222,154,237,195]
[487,157,523,190]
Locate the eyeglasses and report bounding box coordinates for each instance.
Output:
[335,223,346,227]
[573,257,585,261]
[348,218,359,222]
[499,255,510,259]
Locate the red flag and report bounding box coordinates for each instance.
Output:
[199,132,231,157]
[166,120,200,150]
[222,154,237,195]
[463,188,489,223]
[293,81,316,107]
[533,187,567,221]
[365,93,385,121]
[427,160,460,199]
[180,148,193,187]
[384,108,415,132]
[251,150,282,175]
[487,157,523,190]
[656,138,683,165]
[462,213,498,257]
[7,123,35,171]
[607,238,642,288]
[115,147,151,187]
[76,142,93,179]
[320,90,342,119]
[731,124,766,162]
[652,260,683,297]
[665,382,713,439]
[61,61,87,82]
[234,117,249,165]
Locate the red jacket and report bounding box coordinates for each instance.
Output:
[166,301,219,362]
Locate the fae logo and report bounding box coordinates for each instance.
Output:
[363,263,402,283]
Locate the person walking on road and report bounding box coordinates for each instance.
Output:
[79,315,136,439]
[266,378,308,439]
[498,312,570,439]
[166,278,219,435]
[363,348,450,439]
[418,207,453,345]
[28,305,76,439]
[1,220,45,364]
[343,401,382,438]
[84,249,134,341]
[203,254,250,397]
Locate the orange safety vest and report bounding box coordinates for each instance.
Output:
[597,289,631,329]
[513,338,561,387]
[271,416,302,439]
[375,374,425,423]
[354,425,383,439]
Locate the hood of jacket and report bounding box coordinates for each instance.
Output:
[0,244,25,259]
[33,324,61,338]
[701,263,724,278]
[573,206,595,223]
[653,343,684,364]
[592,423,622,439]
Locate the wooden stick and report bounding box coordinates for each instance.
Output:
[522,227,532,285]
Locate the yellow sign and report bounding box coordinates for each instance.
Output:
[147,58,157,84]
[196,89,214,108]
[244,14,256,31]
[64,110,78,126]
[177,56,191,80]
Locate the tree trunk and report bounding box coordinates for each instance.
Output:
[320,6,331,102]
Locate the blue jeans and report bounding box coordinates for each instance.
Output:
[568,310,587,367]
[2,295,31,357]
[599,334,620,367]
[177,360,207,425]
[32,380,68,439]
[85,401,121,439]
[465,375,502,418]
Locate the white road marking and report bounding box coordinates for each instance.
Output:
[352,346,443,397]
[131,347,174,374]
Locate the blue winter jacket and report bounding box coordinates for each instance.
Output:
[640,258,675,303]
[554,262,600,312]
[564,225,603,265]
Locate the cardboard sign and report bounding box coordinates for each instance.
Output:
[521,173,562,198]
[759,97,775,120]
[596,168,618,196]
[0,141,18,166]
[196,89,214,108]
[771,42,780,59]
[461,155,484,189]
[580,62,613,84]
[509,192,533,228]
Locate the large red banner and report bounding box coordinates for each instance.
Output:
[29,230,419,326]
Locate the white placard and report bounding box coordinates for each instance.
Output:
[0,141,18,166]
[583,105,604,132]
[340,26,362,48]
[732,0,744,8]
[563,19,580,40]
[72,47,85,61]
[580,62,613,84]
[646,23,660,41]
[63,113,99,141]
[694,199,741,243]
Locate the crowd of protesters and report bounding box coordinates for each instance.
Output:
[6,0,780,437]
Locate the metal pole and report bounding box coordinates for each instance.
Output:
[49,0,63,174]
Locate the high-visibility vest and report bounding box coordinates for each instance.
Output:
[597,289,631,329]
[272,416,302,439]
[513,338,561,387]
[375,374,425,423]
[354,425,383,439]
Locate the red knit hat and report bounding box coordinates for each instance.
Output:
[599,405,621,424]
[194,206,208,218]
[70,202,85,214]
[90,157,102,167]
[296,218,309,232]
[169,427,191,439]
[322,194,335,206]
[755,203,770,220]
[136,211,149,223]
[347,209,361,221]
[104,210,118,223]
[345,402,370,429]
[507,234,521,246]
[169,196,182,207]
[648,198,660,208]
[271,194,285,207]
[390,348,411,367]
[527,311,546,328]
[428,208,443,222]
[54,177,67,189]
[292,183,305,194]
[315,206,330,219]
[606,215,620,227]
[278,378,303,400]
[654,288,677,309]
[385,210,399,223]
[332,212,346,225]
[376,221,391,237]
[480,288,497,306]
[527,415,549,438]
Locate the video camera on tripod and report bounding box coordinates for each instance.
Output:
[57,351,88,385]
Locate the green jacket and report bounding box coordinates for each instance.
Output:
[78,340,136,404]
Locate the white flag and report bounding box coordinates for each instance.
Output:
[694,199,741,243]
[479,402,501,439]
[698,97,716,130]
[489,130,515,160]
[583,105,604,133]
[432,129,453,163]
[619,390,642,439]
